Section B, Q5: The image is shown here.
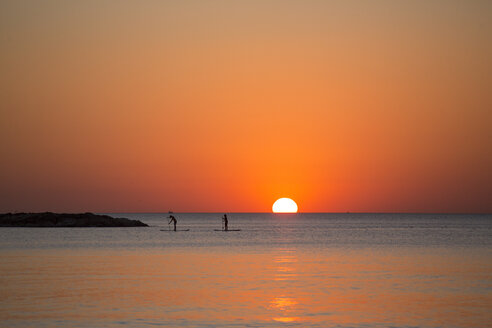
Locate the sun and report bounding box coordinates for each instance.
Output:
[272,198,298,213]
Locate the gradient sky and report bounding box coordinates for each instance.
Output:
[1,0,491,213]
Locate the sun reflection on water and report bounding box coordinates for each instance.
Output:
[274,249,299,282]
[270,296,298,310]
[273,316,302,323]
[270,248,302,323]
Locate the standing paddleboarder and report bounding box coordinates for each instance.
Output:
[222,214,228,231]
[168,215,177,231]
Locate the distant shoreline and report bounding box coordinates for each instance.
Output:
[0,212,148,227]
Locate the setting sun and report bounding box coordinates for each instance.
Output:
[272,198,298,213]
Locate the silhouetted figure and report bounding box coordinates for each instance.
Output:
[222,214,228,231]
[168,215,177,231]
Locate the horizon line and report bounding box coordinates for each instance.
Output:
[99,211,491,215]
[2,211,490,215]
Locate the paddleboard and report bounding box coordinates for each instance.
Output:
[160,229,190,231]
[214,229,241,231]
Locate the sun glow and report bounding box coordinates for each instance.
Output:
[272,198,298,213]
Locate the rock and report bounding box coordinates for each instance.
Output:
[0,212,148,227]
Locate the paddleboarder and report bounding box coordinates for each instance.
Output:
[222,214,228,231]
[168,215,177,231]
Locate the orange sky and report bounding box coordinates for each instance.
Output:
[1,1,491,212]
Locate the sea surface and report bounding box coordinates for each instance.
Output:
[0,213,491,327]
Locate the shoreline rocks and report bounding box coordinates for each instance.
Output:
[0,212,148,227]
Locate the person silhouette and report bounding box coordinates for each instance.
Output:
[168,215,177,231]
[222,214,228,231]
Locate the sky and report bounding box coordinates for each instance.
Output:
[0,0,491,213]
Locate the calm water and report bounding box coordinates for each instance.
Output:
[0,213,491,327]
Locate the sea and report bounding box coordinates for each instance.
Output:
[0,213,490,328]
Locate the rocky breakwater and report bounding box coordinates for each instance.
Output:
[0,212,148,227]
